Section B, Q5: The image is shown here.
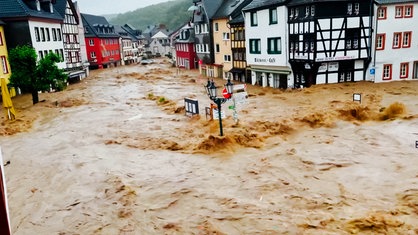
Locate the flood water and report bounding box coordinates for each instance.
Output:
[1,59,418,234]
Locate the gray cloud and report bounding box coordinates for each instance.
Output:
[75,0,171,15]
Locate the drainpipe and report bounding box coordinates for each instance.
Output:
[372,1,378,69]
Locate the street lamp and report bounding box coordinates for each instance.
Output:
[205,79,234,136]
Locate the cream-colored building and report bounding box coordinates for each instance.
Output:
[212,18,231,80]
[212,0,252,80]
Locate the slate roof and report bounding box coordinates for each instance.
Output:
[114,25,132,40]
[243,0,289,11]
[81,13,119,38]
[201,0,223,19]
[229,12,245,25]
[213,0,253,19]
[54,0,79,24]
[0,0,63,21]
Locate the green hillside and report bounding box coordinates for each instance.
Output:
[108,0,192,32]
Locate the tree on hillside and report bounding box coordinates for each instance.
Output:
[8,45,67,104]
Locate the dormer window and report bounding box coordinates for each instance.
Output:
[290,8,294,19]
[36,0,40,11]
[354,3,359,15]
[347,3,352,15]
[305,6,309,17]
[311,6,315,16]
[49,2,53,13]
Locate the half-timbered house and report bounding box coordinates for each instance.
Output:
[55,0,88,82]
[288,0,374,87]
[229,1,253,84]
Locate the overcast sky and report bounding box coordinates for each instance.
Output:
[75,0,172,15]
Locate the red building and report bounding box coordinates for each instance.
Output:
[81,13,120,69]
[174,24,196,70]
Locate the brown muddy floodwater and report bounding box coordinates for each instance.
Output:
[1,59,418,234]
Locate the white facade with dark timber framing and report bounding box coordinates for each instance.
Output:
[56,0,89,82]
[243,0,292,89]
[288,0,374,88]
[371,0,418,82]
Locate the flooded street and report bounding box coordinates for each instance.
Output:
[1,59,418,234]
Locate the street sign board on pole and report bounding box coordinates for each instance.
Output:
[213,109,225,120]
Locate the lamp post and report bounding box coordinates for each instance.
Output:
[205,79,234,136]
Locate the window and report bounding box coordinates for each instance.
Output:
[378,7,387,19]
[46,28,50,41]
[202,24,208,33]
[1,56,8,74]
[400,62,409,78]
[393,32,401,49]
[267,37,281,54]
[305,6,310,17]
[89,39,94,46]
[250,12,258,26]
[395,6,403,18]
[223,32,230,40]
[41,27,45,41]
[303,33,315,52]
[376,34,385,50]
[354,3,360,15]
[405,5,413,18]
[347,3,352,15]
[224,55,231,62]
[249,39,261,54]
[311,5,315,16]
[35,27,40,42]
[346,28,360,49]
[38,51,44,60]
[90,51,96,58]
[57,28,62,41]
[214,23,218,32]
[383,64,392,80]
[0,32,3,45]
[269,8,277,24]
[290,8,294,19]
[52,28,57,41]
[402,31,411,48]
[215,44,220,53]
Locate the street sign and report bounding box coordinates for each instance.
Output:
[370,68,375,75]
[213,109,225,120]
[233,84,247,91]
[184,98,199,116]
[222,87,231,99]
[234,92,249,106]
[353,93,361,103]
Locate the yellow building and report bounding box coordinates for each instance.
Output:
[212,18,232,80]
[0,20,11,83]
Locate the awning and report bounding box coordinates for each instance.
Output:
[250,65,291,75]
[228,68,245,74]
